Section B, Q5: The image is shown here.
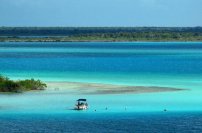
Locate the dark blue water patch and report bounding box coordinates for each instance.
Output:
[1,42,202,50]
[1,55,202,74]
[0,112,202,133]
[0,52,180,58]
[1,42,202,74]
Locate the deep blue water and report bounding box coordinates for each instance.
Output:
[1,42,202,75]
[1,112,202,133]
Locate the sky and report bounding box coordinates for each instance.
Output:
[0,0,202,27]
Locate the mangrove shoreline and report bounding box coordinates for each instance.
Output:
[0,75,47,93]
[1,27,202,42]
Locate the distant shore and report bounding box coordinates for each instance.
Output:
[1,37,202,42]
[1,27,202,42]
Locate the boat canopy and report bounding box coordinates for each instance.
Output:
[77,99,87,101]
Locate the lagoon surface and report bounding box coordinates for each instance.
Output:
[1,42,202,132]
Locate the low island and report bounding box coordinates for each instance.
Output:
[0,27,202,42]
[0,75,47,93]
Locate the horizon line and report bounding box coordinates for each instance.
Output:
[0,26,202,28]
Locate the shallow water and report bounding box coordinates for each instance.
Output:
[0,42,202,132]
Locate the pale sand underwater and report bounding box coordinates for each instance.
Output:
[0,81,188,114]
[46,81,185,95]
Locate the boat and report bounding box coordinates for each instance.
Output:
[74,99,88,110]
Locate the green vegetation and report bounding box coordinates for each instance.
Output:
[0,75,47,93]
[0,27,202,42]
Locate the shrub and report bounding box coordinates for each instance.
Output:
[0,75,47,93]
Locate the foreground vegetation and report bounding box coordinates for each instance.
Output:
[0,75,47,93]
[0,27,202,42]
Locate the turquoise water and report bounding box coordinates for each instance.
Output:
[1,42,202,132]
[1,42,202,113]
